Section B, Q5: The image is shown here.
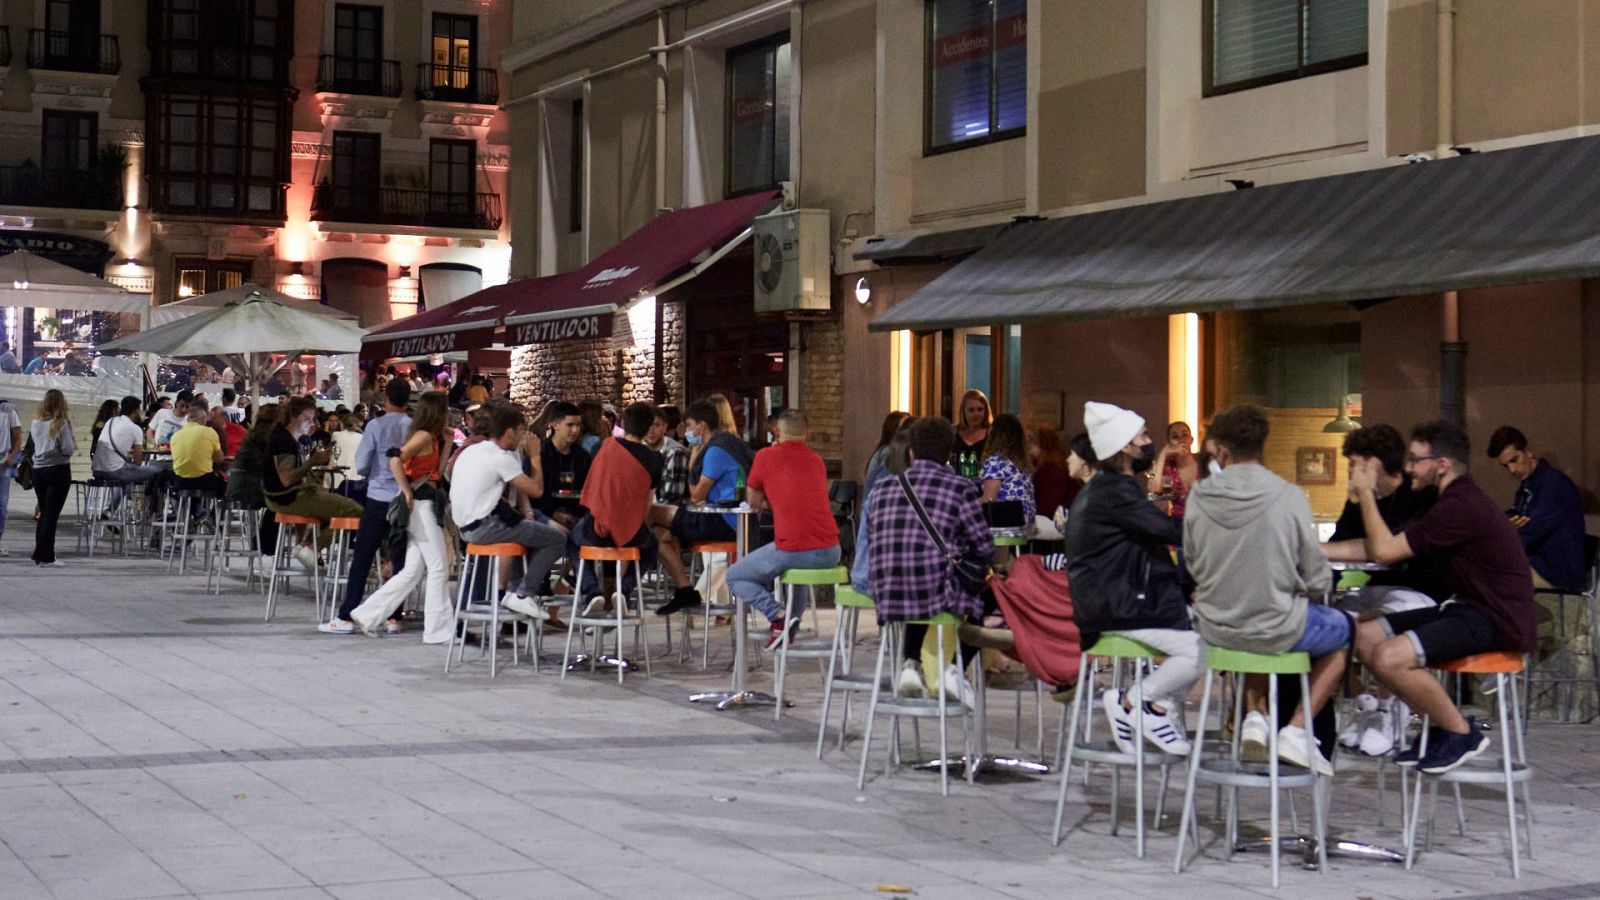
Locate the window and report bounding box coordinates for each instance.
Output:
[569,99,584,233]
[149,0,290,83]
[43,0,101,70]
[431,14,476,93]
[725,34,790,196]
[1205,0,1367,96]
[329,131,381,216]
[332,4,384,91]
[42,111,97,173]
[925,0,1026,153]
[174,259,249,301]
[429,139,474,215]
[151,93,287,217]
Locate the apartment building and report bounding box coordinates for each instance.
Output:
[0,0,512,354]
[506,0,1600,507]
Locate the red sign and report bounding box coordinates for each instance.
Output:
[935,13,1026,66]
[507,311,614,346]
[733,94,771,123]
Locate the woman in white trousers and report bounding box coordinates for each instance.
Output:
[352,393,454,643]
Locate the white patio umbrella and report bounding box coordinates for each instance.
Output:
[146,281,358,326]
[99,284,366,405]
[0,250,144,315]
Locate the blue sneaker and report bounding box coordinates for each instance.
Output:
[1393,725,1442,767]
[1418,718,1491,774]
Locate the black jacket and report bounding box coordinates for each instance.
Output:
[1063,472,1188,646]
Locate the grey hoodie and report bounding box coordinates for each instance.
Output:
[1183,463,1332,654]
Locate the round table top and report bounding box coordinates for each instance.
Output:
[685,503,757,516]
[1329,560,1391,572]
[990,526,1033,541]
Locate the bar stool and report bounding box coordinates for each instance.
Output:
[447,543,535,678]
[1404,651,1533,878]
[167,490,213,575]
[1174,647,1327,888]
[1526,534,1599,721]
[321,516,363,623]
[772,566,849,721]
[263,513,322,622]
[1052,635,1185,858]
[856,613,974,797]
[679,540,739,668]
[816,586,885,756]
[208,502,260,595]
[78,479,126,556]
[562,546,652,685]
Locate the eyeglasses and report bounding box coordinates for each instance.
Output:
[1404,454,1441,465]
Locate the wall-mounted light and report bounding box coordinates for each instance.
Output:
[119,257,140,268]
[11,280,28,290]
[178,284,196,298]
[854,276,872,306]
[398,265,412,279]
[289,261,305,278]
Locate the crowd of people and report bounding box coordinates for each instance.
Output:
[0,368,1582,780]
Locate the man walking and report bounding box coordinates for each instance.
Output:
[728,410,841,649]
[1064,401,1197,757]
[1487,425,1586,592]
[321,379,411,634]
[1185,405,1340,774]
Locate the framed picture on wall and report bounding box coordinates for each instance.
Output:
[1296,446,1337,486]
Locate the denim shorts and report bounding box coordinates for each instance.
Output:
[1289,604,1354,657]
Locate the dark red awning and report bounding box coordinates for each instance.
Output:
[361,191,780,361]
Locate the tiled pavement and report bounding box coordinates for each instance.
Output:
[0,498,1598,900]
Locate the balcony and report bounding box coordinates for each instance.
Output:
[0,165,119,212]
[317,55,401,97]
[415,64,498,105]
[312,185,502,231]
[28,30,119,75]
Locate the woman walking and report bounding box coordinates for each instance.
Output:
[30,389,75,567]
[348,392,455,642]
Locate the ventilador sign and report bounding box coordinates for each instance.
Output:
[510,311,613,345]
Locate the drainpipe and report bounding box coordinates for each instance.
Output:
[655,10,669,214]
[1436,0,1466,425]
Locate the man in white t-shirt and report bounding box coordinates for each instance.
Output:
[0,395,22,554]
[147,390,191,446]
[93,395,168,506]
[450,403,564,618]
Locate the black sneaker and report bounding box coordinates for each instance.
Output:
[1418,719,1491,774]
[655,587,702,617]
[763,617,800,652]
[1393,725,1442,767]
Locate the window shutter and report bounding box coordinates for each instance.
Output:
[1211,0,1301,89]
[1305,0,1367,66]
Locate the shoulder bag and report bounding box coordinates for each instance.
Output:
[898,473,989,594]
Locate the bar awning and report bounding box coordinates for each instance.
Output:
[854,221,1013,263]
[362,191,781,361]
[869,135,1600,332]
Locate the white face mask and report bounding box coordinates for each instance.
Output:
[1208,458,1224,477]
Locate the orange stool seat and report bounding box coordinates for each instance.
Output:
[329,517,361,531]
[691,540,738,558]
[579,545,641,562]
[1436,652,1524,674]
[467,543,526,557]
[274,513,320,526]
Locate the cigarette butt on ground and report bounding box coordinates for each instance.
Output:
[875,886,915,895]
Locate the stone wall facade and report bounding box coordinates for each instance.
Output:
[509,300,686,412]
[797,318,845,474]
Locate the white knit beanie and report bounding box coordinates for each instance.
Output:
[1084,401,1145,461]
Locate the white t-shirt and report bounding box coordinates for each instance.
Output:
[449,440,523,528]
[148,408,181,444]
[0,400,21,459]
[225,405,246,423]
[93,415,143,473]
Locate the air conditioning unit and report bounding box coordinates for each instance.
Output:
[752,208,831,314]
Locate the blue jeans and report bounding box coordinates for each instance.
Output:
[727,543,841,623]
[1290,604,1354,657]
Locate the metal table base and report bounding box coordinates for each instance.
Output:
[1234,834,1405,868]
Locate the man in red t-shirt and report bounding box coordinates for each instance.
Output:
[727,409,841,649]
[568,402,663,613]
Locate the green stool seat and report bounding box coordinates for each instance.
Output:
[1086,635,1163,660]
[779,566,849,585]
[1205,646,1310,675]
[834,586,875,609]
[994,535,1029,548]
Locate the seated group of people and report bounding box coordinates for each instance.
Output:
[866,397,1552,778]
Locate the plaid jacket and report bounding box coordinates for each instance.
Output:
[866,459,994,622]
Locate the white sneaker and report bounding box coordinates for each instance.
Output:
[1277,724,1335,777]
[1135,700,1192,756]
[1101,690,1138,756]
[941,663,976,709]
[293,545,320,572]
[1358,698,1401,757]
[1239,710,1271,762]
[1340,693,1380,749]
[501,592,551,621]
[896,660,925,698]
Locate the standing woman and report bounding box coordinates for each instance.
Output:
[30,389,75,566]
[953,389,992,480]
[349,392,454,642]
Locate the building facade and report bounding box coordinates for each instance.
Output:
[506,0,1600,512]
[0,0,512,353]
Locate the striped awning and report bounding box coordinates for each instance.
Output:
[869,135,1600,331]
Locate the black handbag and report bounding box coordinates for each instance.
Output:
[13,434,34,491]
[898,474,989,594]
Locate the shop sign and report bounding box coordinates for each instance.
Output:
[0,231,112,272]
[508,311,613,346]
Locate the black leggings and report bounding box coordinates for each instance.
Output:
[30,465,72,564]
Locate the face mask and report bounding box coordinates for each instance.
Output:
[1208,458,1225,477]
[685,429,704,447]
[1129,442,1156,474]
